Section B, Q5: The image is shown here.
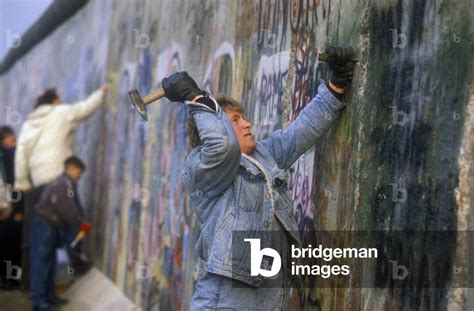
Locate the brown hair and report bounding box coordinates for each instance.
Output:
[214,95,245,115]
[64,156,86,171]
[36,89,59,108]
[186,95,245,148]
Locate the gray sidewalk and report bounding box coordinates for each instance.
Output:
[0,268,135,311]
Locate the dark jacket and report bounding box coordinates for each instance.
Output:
[0,147,15,185]
[34,173,83,228]
[0,147,23,214]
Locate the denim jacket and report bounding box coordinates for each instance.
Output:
[182,81,346,286]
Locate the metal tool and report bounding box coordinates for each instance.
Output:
[128,88,166,121]
[70,223,91,249]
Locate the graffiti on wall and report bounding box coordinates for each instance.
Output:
[0,0,472,310]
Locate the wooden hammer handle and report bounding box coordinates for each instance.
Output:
[143,88,166,105]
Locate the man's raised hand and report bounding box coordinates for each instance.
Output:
[161,71,205,102]
[325,46,356,89]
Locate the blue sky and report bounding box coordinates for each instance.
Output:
[0,0,52,61]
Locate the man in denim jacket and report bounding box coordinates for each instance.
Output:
[161,46,355,310]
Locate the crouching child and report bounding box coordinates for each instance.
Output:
[30,156,89,311]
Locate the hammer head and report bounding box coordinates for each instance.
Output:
[128,89,149,121]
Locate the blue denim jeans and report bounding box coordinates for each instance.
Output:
[58,226,76,253]
[191,217,291,310]
[191,270,289,310]
[30,217,59,307]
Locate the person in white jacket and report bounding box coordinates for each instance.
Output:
[13,84,108,293]
[14,85,108,191]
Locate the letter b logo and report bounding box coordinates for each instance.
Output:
[245,238,281,277]
[390,260,408,280]
[134,261,152,280]
[4,260,22,280]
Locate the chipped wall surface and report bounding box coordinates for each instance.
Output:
[1,0,473,310]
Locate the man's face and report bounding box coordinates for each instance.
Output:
[224,109,256,155]
[1,134,16,149]
[66,165,83,181]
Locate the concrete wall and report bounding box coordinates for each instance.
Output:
[1,0,473,310]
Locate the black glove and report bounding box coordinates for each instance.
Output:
[161,71,204,102]
[325,46,355,88]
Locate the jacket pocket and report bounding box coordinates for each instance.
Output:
[230,212,268,276]
[234,175,262,212]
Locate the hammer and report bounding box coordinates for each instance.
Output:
[128,88,166,121]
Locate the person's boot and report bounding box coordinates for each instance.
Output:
[49,296,69,307]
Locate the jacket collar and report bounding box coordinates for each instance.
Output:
[241,154,275,214]
[239,156,262,176]
[62,172,77,189]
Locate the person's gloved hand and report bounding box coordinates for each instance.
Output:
[161,71,205,102]
[325,46,355,88]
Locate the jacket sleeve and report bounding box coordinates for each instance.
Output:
[63,88,105,126]
[14,130,32,190]
[53,180,82,228]
[182,97,241,198]
[260,81,346,170]
[34,183,60,225]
